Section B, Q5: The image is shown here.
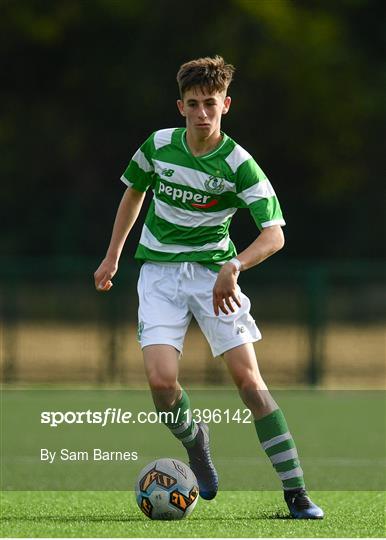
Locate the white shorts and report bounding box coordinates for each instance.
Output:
[137,262,261,357]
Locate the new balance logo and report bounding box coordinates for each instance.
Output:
[161,168,175,177]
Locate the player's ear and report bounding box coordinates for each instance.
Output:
[222,96,231,115]
[177,99,186,117]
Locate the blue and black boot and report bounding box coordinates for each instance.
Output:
[285,488,324,519]
[186,422,218,500]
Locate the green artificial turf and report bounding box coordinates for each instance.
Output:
[1,490,385,538]
[3,389,385,492]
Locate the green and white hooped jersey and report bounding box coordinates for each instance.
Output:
[121,127,285,271]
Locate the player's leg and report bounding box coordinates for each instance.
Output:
[143,344,181,410]
[224,343,324,519]
[222,342,277,418]
[143,343,218,500]
[138,261,194,437]
[143,344,198,444]
[187,264,322,517]
[138,262,217,500]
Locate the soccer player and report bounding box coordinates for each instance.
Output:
[94,56,324,519]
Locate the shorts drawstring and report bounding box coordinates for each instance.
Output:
[181,262,195,281]
[171,263,195,301]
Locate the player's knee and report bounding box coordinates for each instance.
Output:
[238,382,271,410]
[150,382,178,411]
[147,374,178,408]
[236,371,266,393]
[147,374,176,393]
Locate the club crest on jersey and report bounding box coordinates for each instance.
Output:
[204,176,224,194]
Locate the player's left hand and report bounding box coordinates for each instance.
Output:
[212,262,241,316]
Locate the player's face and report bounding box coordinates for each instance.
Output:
[177,87,231,138]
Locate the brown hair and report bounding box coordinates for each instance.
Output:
[176,55,235,97]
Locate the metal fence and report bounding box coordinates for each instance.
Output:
[0,258,385,387]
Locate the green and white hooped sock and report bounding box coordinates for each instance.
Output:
[157,388,198,449]
[254,409,305,491]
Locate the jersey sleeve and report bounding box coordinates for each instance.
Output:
[120,133,155,192]
[235,158,286,230]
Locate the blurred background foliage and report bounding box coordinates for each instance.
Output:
[1,1,385,387]
[1,0,385,260]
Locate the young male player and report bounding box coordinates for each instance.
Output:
[94,56,324,519]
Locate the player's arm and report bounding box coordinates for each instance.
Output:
[232,224,285,271]
[94,187,146,292]
[212,225,284,315]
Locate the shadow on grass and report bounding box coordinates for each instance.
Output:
[1,509,291,523]
[267,512,292,520]
[0,515,142,523]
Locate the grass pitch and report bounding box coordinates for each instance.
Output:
[1,490,385,538]
[2,390,385,536]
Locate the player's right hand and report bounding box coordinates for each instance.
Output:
[94,258,118,292]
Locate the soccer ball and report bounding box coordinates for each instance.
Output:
[135,458,199,520]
